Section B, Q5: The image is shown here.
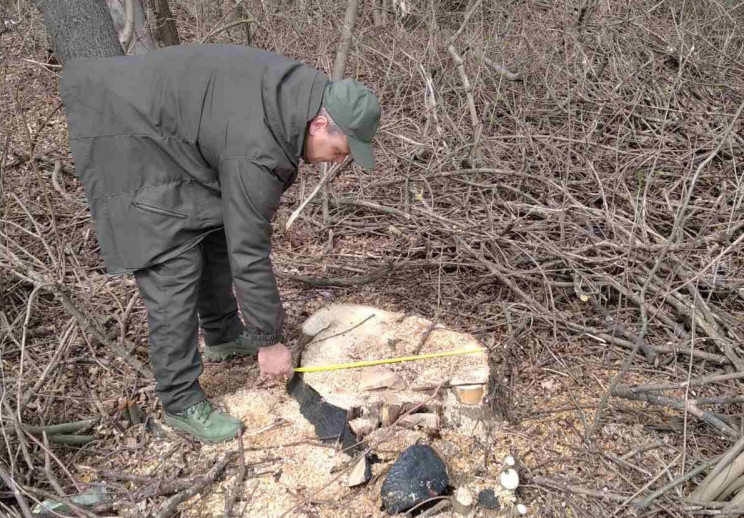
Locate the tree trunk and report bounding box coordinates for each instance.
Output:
[35,0,123,65]
[106,0,157,54]
[106,0,180,54]
[332,0,360,80]
[147,0,180,47]
[221,0,250,43]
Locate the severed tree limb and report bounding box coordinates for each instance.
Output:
[285,157,351,231]
[692,435,744,502]
[585,99,744,441]
[200,18,256,44]
[51,160,86,206]
[482,55,521,81]
[612,386,738,439]
[42,433,66,497]
[447,45,480,136]
[0,461,33,518]
[718,474,744,501]
[1,246,151,377]
[225,435,247,518]
[330,196,412,220]
[276,264,395,287]
[640,454,722,507]
[155,451,235,518]
[618,371,744,394]
[21,418,99,435]
[532,476,647,506]
[445,0,483,147]
[448,0,483,46]
[19,317,76,412]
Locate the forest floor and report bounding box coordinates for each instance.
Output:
[2,0,744,517]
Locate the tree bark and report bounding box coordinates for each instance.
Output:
[332,0,359,80]
[106,0,155,54]
[147,0,180,47]
[106,0,180,54]
[35,0,124,65]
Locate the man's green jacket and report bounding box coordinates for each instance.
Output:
[60,44,329,346]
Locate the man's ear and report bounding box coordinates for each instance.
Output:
[308,115,328,136]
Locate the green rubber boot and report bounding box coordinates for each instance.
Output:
[204,332,260,362]
[164,399,242,443]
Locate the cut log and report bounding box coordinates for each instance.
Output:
[452,486,473,515]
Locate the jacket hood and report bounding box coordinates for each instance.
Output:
[261,64,328,168]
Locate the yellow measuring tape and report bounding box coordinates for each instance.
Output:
[293,347,487,373]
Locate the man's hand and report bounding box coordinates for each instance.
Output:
[258,342,292,380]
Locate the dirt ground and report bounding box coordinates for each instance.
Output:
[2,0,744,517]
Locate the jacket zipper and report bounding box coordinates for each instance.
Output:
[131,201,187,219]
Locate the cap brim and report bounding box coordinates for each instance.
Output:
[348,137,375,170]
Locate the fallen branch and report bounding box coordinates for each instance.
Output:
[51,160,86,206]
[0,461,33,518]
[1,247,151,377]
[692,435,744,503]
[276,264,395,287]
[285,157,351,231]
[155,451,235,518]
[532,476,647,506]
[481,55,521,81]
[612,386,739,439]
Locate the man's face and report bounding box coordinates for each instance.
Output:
[303,115,351,165]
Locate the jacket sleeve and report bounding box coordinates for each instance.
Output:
[218,158,285,346]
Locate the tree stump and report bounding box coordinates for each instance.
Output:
[297,304,493,440]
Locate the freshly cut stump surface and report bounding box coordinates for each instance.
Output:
[299,304,491,432]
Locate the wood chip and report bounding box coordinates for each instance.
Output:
[454,384,484,405]
[348,416,379,437]
[348,455,371,487]
[398,413,440,431]
[358,368,406,391]
[381,392,402,426]
[452,486,473,515]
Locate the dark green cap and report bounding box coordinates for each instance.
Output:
[322,79,381,169]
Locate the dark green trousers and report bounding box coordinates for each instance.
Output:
[134,229,244,412]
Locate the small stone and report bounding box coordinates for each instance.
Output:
[477,488,500,510]
[500,468,520,490]
[381,445,449,514]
